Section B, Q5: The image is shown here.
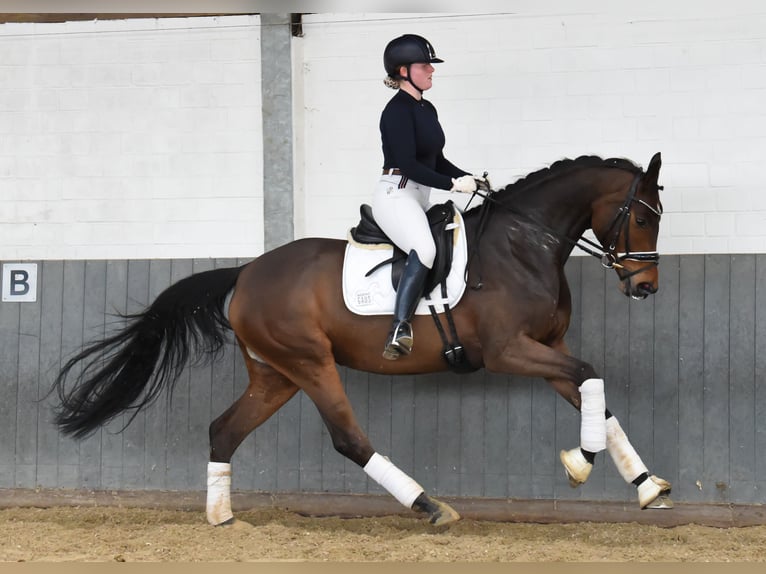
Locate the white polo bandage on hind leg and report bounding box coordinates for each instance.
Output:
[364,452,424,508]
[606,416,648,483]
[206,462,234,525]
[579,378,606,452]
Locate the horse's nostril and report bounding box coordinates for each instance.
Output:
[638,282,657,295]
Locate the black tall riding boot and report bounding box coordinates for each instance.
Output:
[383,250,430,360]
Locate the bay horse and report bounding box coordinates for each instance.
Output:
[53,153,671,527]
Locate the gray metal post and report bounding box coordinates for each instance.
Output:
[260,13,294,251]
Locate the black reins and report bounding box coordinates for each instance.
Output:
[465,170,662,287]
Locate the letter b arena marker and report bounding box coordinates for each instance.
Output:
[2,263,38,302]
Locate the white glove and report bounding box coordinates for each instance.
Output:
[450,175,477,194]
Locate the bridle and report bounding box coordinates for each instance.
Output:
[467,169,662,286]
[580,172,663,281]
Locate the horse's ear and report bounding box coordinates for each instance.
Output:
[645,152,662,187]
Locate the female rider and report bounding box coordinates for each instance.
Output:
[373,34,482,360]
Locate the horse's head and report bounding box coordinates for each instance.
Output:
[592,152,664,300]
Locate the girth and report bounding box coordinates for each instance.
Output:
[350,201,457,294]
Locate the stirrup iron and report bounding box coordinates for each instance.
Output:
[382,321,413,360]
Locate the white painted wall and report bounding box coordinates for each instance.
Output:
[0,15,263,260]
[297,5,766,254]
[3,7,766,260]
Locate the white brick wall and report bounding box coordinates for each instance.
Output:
[297,5,766,254]
[0,15,263,260]
[3,8,766,260]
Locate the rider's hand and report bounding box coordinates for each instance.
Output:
[450,175,478,194]
[474,174,491,192]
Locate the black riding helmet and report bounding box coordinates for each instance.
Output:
[383,34,443,92]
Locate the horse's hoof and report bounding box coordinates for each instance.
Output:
[639,475,673,509]
[559,448,593,487]
[216,517,254,529]
[428,499,461,526]
[412,493,461,526]
[645,495,674,509]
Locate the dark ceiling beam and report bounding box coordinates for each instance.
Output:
[0,14,253,24]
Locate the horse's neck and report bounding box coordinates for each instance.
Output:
[493,175,597,253]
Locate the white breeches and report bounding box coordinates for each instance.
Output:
[372,175,436,269]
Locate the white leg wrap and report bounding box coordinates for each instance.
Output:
[364,452,424,508]
[606,416,648,483]
[206,462,234,525]
[579,378,606,452]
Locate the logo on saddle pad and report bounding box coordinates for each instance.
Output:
[343,202,468,316]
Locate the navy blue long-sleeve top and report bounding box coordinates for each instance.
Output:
[380,90,468,191]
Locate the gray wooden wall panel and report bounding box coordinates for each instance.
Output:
[343,369,370,494]
[506,376,533,499]
[677,256,706,502]
[436,377,461,496]
[755,255,766,497]
[483,374,509,498]
[0,278,19,487]
[121,259,149,490]
[101,260,128,489]
[730,255,756,502]
[58,261,85,488]
[80,260,107,490]
[652,255,680,497]
[390,375,416,492]
[1,254,765,507]
[703,255,732,503]
[186,258,218,490]
[459,370,485,496]
[165,260,193,489]
[299,391,323,492]
[275,391,301,493]
[412,374,440,494]
[16,275,41,487]
[37,260,64,488]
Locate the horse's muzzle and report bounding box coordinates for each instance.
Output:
[623,280,658,300]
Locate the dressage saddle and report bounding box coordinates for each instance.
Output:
[350,201,458,295]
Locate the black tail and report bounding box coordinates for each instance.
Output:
[53,265,245,439]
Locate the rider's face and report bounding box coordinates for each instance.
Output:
[401,62,434,91]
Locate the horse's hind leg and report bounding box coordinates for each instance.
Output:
[279,358,460,526]
[206,342,299,526]
[547,376,672,509]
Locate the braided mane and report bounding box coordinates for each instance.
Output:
[470,156,643,213]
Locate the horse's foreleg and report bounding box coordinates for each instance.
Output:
[293,361,460,526]
[547,377,672,509]
[604,415,672,508]
[546,377,598,486]
[485,336,607,481]
[206,346,299,526]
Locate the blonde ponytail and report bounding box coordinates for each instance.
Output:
[383,75,400,90]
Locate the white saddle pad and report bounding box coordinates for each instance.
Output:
[342,208,468,316]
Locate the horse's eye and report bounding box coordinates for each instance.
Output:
[636,217,648,228]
